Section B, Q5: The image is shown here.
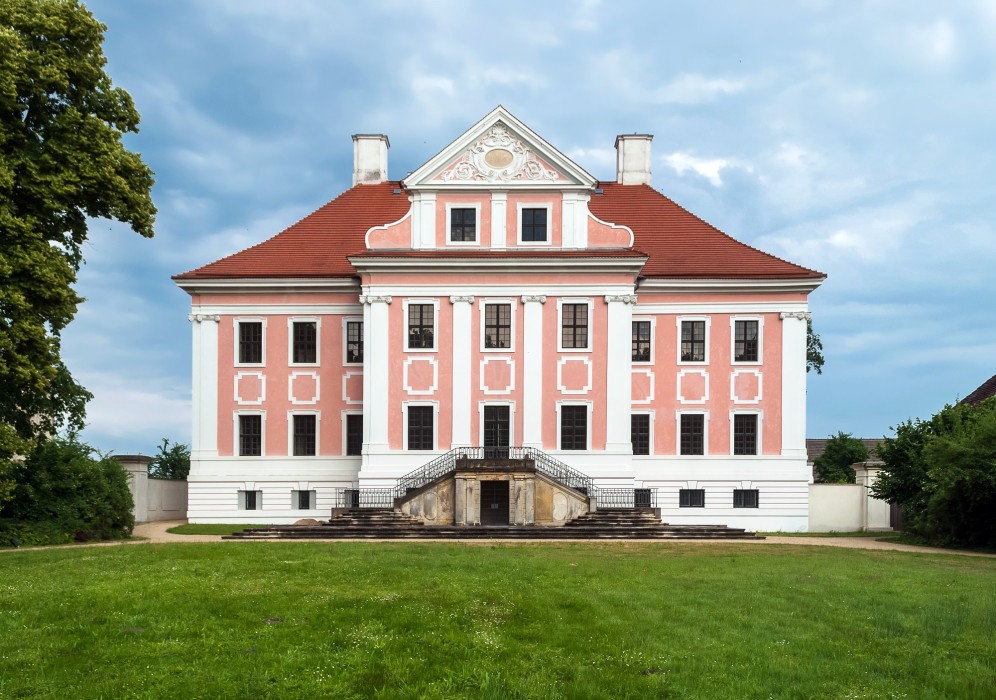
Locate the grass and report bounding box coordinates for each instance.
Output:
[166,523,267,535]
[759,530,898,538]
[0,543,993,699]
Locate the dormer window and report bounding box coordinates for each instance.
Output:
[449,207,477,243]
[521,207,547,242]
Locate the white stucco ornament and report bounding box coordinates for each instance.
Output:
[440,122,560,183]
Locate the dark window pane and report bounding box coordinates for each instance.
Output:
[680,414,704,455]
[521,207,547,242]
[450,207,477,242]
[293,414,316,456]
[292,321,316,364]
[239,322,263,364]
[408,406,433,450]
[239,415,262,456]
[680,320,706,362]
[733,489,759,508]
[296,490,312,510]
[562,303,588,349]
[346,321,363,363]
[632,321,651,362]
[631,414,650,455]
[244,490,258,510]
[484,303,511,348]
[346,414,363,456]
[734,320,759,362]
[408,304,434,349]
[679,489,705,508]
[560,406,588,450]
[733,414,758,455]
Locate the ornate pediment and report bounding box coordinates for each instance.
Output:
[434,121,562,184]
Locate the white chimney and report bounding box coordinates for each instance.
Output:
[352,134,390,185]
[614,133,653,186]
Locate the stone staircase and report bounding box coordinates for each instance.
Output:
[222,507,763,541]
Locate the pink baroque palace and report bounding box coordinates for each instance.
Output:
[174,106,825,531]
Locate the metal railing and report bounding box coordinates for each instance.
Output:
[332,487,394,509]
[596,487,658,509]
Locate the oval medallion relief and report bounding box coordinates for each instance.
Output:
[552,492,568,521]
[484,148,514,168]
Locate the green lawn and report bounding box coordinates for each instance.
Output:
[1,543,993,699]
[166,523,267,535]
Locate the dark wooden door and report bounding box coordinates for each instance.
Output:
[480,480,510,526]
[483,405,510,459]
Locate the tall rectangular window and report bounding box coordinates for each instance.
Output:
[450,207,476,242]
[407,304,434,349]
[680,320,706,362]
[679,489,705,508]
[292,414,316,456]
[632,321,651,362]
[239,321,263,364]
[292,321,316,364]
[239,414,262,456]
[733,489,759,508]
[407,406,434,450]
[733,414,758,456]
[560,406,588,450]
[521,208,547,242]
[680,414,704,455]
[346,321,363,363]
[734,320,759,362]
[484,303,512,349]
[631,414,650,455]
[346,414,363,456]
[561,303,588,349]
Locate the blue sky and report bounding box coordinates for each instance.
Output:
[66,0,996,455]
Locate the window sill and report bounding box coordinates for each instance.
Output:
[404,347,438,354]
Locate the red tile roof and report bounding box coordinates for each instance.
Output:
[961,374,996,406]
[174,181,823,281]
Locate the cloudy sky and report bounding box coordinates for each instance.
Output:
[66,0,996,455]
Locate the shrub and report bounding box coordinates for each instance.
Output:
[813,432,868,483]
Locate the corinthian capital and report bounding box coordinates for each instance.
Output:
[520,295,547,304]
[604,294,638,305]
[359,295,393,305]
[779,311,811,321]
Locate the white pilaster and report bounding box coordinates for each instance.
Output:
[411,192,437,249]
[450,295,474,447]
[521,295,546,448]
[562,192,589,249]
[780,311,809,458]
[188,314,220,469]
[361,295,392,463]
[605,295,637,453]
[491,192,507,249]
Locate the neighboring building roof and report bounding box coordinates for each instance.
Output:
[961,374,996,406]
[806,438,882,464]
[174,182,824,282]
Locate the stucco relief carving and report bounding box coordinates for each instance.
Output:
[779,311,811,321]
[359,295,392,305]
[604,294,638,305]
[520,295,547,304]
[438,122,561,183]
[188,314,221,323]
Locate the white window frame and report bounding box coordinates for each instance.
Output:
[287,410,320,458]
[632,316,655,365]
[730,316,763,365]
[403,298,440,353]
[631,410,654,457]
[238,489,263,510]
[676,316,710,365]
[477,401,517,449]
[341,410,363,457]
[516,202,552,246]
[342,316,364,366]
[402,401,439,451]
[234,410,265,457]
[729,410,763,456]
[291,488,317,510]
[675,409,709,457]
[234,318,266,367]
[556,400,593,451]
[478,298,516,352]
[446,202,482,246]
[288,317,320,367]
[557,298,594,353]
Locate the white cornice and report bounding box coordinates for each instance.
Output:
[348,255,647,275]
[637,277,825,294]
[174,277,359,295]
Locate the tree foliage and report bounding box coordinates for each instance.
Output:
[0,0,155,495]
[813,431,868,484]
[872,398,996,547]
[149,438,190,480]
[806,318,824,375]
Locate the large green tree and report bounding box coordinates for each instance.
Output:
[0,0,155,502]
[812,431,868,484]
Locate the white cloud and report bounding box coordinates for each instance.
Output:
[662,152,747,187]
[78,372,191,448]
[651,73,748,104]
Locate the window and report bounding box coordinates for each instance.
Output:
[680,320,706,362]
[292,321,316,364]
[407,406,434,450]
[679,489,705,508]
[292,414,316,456]
[407,304,434,350]
[632,321,651,362]
[521,207,548,242]
[346,414,363,456]
[631,414,650,455]
[346,321,363,363]
[450,207,476,242]
[734,320,759,362]
[239,414,262,456]
[733,489,759,508]
[238,321,263,364]
[680,414,704,455]
[293,490,316,510]
[560,405,588,450]
[484,303,511,349]
[240,490,262,510]
[733,414,758,456]
[561,303,588,349]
